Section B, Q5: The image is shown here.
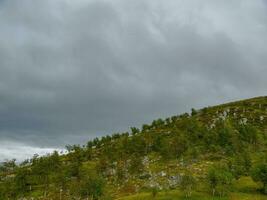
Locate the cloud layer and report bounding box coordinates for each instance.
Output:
[0,0,266,160]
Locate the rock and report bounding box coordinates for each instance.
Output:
[240,118,248,125]
[159,171,167,177]
[139,173,151,179]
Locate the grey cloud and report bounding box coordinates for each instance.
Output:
[0,0,266,160]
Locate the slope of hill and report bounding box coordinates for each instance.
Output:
[0,96,267,200]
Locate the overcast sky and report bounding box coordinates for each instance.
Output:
[0,0,266,161]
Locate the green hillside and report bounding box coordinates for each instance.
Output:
[1,96,267,200]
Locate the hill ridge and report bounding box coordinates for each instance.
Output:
[0,96,267,200]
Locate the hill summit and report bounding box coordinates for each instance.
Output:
[0,96,267,200]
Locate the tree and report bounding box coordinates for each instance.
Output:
[191,108,197,116]
[207,165,233,197]
[151,187,158,198]
[14,167,31,196]
[217,121,233,147]
[80,176,104,200]
[130,127,140,135]
[215,120,237,154]
[66,146,85,180]
[151,118,164,128]
[0,159,16,173]
[0,178,16,200]
[251,162,267,194]
[31,151,62,197]
[142,124,150,132]
[172,133,188,159]
[180,172,196,198]
[128,135,146,155]
[96,155,110,176]
[79,167,105,200]
[129,154,144,175]
[228,153,251,179]
[116,160,127,184]
[238,124,258,145]
[158,137,173,160]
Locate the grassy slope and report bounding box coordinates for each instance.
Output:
[118,177,267,200]
[118,192,267,200]
[1,96,266,199]
[116,96,267,199]
[59,96,267,199]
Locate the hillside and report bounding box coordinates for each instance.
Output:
[0,96,267,200]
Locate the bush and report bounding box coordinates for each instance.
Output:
[251,162,267,194]
[180,172,196,198]
[207,165,233,197]
[151,187,158,198]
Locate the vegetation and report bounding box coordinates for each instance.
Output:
[180,172,196,198]
[207,164,233,197]
[0,96,266,199]
[251,160,267,194]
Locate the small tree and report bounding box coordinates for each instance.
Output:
[78,166,105,200]
[80,175,104,200]
[116,160,127,184]
[97,156,109,175]
[228,153,251,179]
[238,124,258,145]
[130,127,140,135]
[14,167,30,196]
[207,165,233,197]
[151,187,158,198]
[191,108,197,116]
[251,162,267,194]
[180,172,196,198]
[0,159,16,173]
[129,154,144,175]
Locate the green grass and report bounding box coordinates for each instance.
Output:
[117,190,267,200]
[233,177,261,193]
[229,193,267,200]
[117,190,225,200]
[117,177,267,200]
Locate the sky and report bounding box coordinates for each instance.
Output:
[0,0,267,161]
